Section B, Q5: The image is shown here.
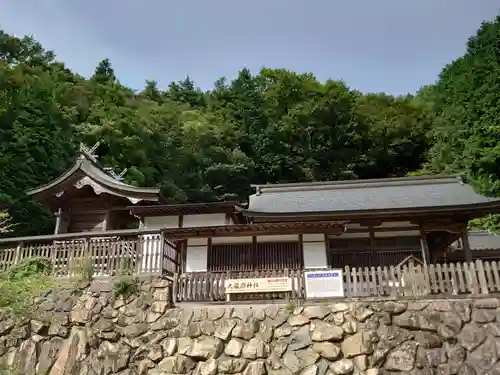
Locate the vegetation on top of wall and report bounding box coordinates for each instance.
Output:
[0,257,54,316]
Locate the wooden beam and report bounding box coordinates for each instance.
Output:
[178,215,184,228]
[357,219,383,227]
[347,225,418,234]
[166,226,346,239]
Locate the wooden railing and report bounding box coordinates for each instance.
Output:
[173,259,499,302]
[0,229,179,277]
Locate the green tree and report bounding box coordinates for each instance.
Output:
[424,14,500,230]
[0,28,441,236]
[91,58,116,84]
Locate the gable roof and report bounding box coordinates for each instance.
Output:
[240,175,500,219]
[26,151,161,204]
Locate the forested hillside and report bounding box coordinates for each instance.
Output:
[1,14,499,236]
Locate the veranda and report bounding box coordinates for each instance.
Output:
[0,230,496,304]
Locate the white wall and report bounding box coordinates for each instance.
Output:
[186,245,208,273]
[143,213,228,229]
[302,234,328,269]
[183,213,227,227]
[186,233,330,272]
[143,216,179,229]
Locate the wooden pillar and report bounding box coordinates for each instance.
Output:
[460,227,472,262]
[251,236,257,272]
[298,234,304,269]
[368,226,377,265]
[181,240,188,273]
[54,208,62,234]
[102,210,109,231]
[324,234,330,268]
[419,227,430,265]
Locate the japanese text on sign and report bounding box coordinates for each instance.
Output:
[304,270,344,298]
[225,277,292,294]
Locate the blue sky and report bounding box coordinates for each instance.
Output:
[0,0,498,95]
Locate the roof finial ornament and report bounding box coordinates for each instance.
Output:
[103,167,128,182]
[79,141,101,163]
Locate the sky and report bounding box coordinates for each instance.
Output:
[0,0,498,95]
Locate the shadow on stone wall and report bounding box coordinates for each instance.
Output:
[0,278,498,375]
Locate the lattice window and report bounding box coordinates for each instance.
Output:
[328,236,422,268]
[208,242,303,272]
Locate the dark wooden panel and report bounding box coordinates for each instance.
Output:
[208,242,303,272]
[328,236,422,268]
[68,212,106,232]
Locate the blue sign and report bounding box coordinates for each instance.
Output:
[307,272,340,279]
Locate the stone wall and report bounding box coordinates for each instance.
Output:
[1,279,499,375]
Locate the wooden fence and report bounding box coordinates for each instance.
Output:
[173,259,497,302]
[0,230,178,277]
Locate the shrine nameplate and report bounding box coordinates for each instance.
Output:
[224,277,292,293]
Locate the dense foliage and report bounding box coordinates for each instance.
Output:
[1,14,500,236]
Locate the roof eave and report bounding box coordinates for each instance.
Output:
[161,220,348,239]
[26,159,160,203]
[26,160,84,197]
[240,200,500,220]
[129,201,243,216]
[79,161,161,196]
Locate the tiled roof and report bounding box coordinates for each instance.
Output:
[468,231,500,251]
[242,176,500,216]
[26,152,160,201]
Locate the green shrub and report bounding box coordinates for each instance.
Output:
[285,299,297,313]
[6,257,52,280]
[71,257,94,282]
[0,257,54,316]
[113,275,137,297]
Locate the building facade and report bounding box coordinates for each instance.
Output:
[2,146,500,280]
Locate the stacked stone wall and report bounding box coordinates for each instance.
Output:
[0,279,499,374]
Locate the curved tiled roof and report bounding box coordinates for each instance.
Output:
[26,152,160,203]
[241,176,500,217]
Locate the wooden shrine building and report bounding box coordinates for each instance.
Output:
[1,145,500,280]
[25,143,163,233]
[133,176,500,275]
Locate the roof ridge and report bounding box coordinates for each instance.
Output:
[253,175,461,194]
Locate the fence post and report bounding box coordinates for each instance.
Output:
[476,259,489,295]
[159,233,165,276]
[466,261,479,296]
[284,268,290,302]
[173,273,180,303]
[14,241,23,265]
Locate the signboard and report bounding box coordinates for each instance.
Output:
[225,277,292,294]
[305,270,344,298]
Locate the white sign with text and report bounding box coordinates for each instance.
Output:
[305,270,344,298]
